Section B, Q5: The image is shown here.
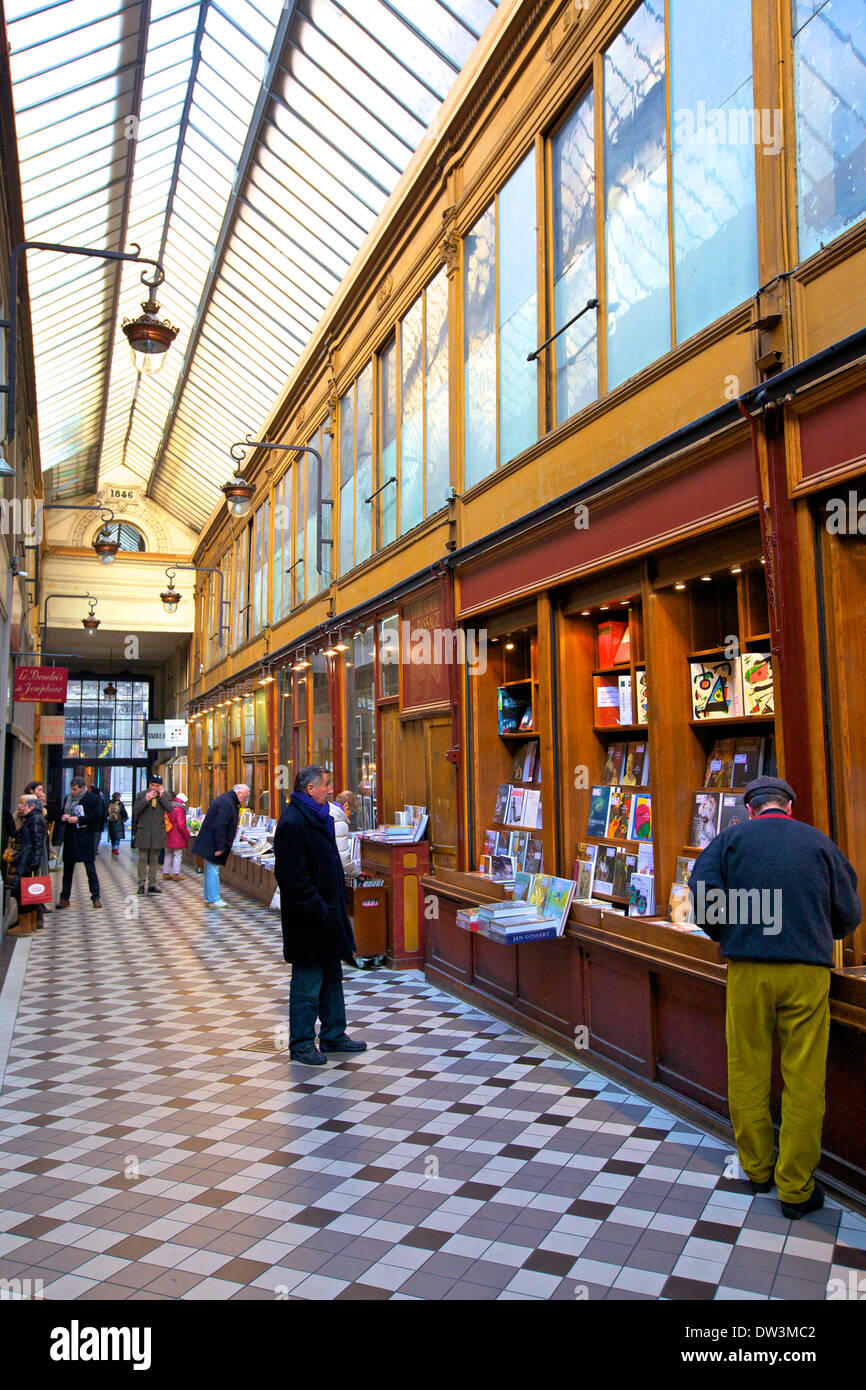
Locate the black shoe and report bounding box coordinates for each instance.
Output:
[319,1035,367,1053]
[55,899,70,909]
[290,1045,327,1067]
[147,885,162,894]
[137,885,146,895]
[746,1164,776,1194]
[781,1180,825,1221]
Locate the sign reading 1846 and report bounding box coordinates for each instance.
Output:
[106,486,140,503]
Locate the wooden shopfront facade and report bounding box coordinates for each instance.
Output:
[184,1,866,1196]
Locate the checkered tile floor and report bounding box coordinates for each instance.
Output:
[0,843,864,1301]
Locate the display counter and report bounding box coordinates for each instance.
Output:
[422,867,866,1201]
[359,838,431,969]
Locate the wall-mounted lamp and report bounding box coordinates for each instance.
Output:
[82,599,100,635]
[160,569,182,613]
[121,266,178,375]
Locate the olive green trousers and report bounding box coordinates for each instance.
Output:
[725,961,830,1206]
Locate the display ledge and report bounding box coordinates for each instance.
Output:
[424,867,866,1018]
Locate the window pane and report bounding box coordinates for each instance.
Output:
[311,652,333,771]
[401,298,424,534]
[425,269,449,515]
[319,428,332,588]
[344,625,376,829]
[604,0,670,388]
[670,0,758,342]
[463,202,496,488]
[498,150,538,463]
[355,362,373,564]
[380,338,398,547]
[794,0,866,260]
[339,386,354,575]
[272,475,284,620]
[294,458,305,605]
[552,87,598,422]
[305,440,318,596]
[379,613,400,697]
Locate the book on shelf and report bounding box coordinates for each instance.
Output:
[586,785,612,837]
[506,786,525,825]
[573,843,598,900]
[606,787,631,841]
[668,882,695,926]
[618,673,633,725]
[490,853,517,883]
[636,843,654,876]
[598,619,628,667]
[521,788,541,828]
[456,907,482,931]
[508,830,530,870]
[497,686,526,733]
[518,705,534,731]
[628,792,652,843]
[482,829,500,857]
[674,854,696,886]
[704,737,735,788]
[690,657,744,720]
[622,741,646,787]
[523,836,544,874]
[541,877,576,934]
[690,791,721,850]
[594,676,621,728]
[511,746,527,782]
[510,740,538,783]
[741,652,774,715]
[628,872,655,917]
[718,792,747,833]
[612,848,638,899]
[635,667,648,724]
[526,874,550,908]
[493,784,509,824]
[731,735,765,787]
[479,902,544,925]
[603,742,627,785]
[593,845,618,898]
[483,922,560,944]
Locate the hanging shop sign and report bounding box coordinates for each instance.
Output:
[14,665,69,703]
[39,714,66,744]
[147,720,188,749]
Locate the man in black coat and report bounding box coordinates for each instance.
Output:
[190,783,248,906]
[274,765,365,1066]
[57,776,103,908]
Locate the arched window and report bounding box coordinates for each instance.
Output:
[93,521,146,552]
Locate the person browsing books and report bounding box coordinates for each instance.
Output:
[688,775,860,1220]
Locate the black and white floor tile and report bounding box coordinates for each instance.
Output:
[0,844,864,1301]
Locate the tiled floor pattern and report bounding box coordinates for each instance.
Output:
[1,844,865,1301]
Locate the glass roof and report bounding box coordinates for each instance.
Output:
[6,0,501,526]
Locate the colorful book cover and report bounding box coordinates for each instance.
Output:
[594,676,620,728]
[574,853,596,900]
[731,735,765,787]
[593,845,618,897]
[521,789,541,829]
[704,737,735,788]
[598,619,628,667]
[718,792,747,833]
[618,674,633,725]
[490,853,517,881]
[508,830,530,869]
[668,882,695,925]
[540,876,576,934]
[497,687,524,733]
[690,658,744,720]
[622,742,646,787]
[629,792,652,842]
[603,741,628,785]
[674,855,696,885]
[741,652,774,715]
[636,844,654,876]
[485,924,559,944]
[628,872,655,917]
[612,849,638,899]
[482,829,500,857]
[523,836,543,874]
[605,786,628,840]
[506,786,525,825]
[493,784,510,824]
[635,667,648,724]
[586,785,612,838]
[527,874,551,908]
[690,791,721,850]
[513,871,532,902]
[518,705,534,731]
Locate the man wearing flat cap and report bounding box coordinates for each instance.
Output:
[132,775,174,895]
[690,774,860,1220]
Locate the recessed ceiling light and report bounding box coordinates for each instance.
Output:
[675,582,686,591]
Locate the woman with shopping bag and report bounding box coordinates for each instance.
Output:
[6,793,49,935]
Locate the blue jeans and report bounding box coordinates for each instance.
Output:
[203,859,221,903]
[289,959,347,1052]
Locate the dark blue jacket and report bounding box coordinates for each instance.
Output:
[274,795,355,966]
[689,811,861,967]
[16,808,47,877]
[190,790,240,864]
